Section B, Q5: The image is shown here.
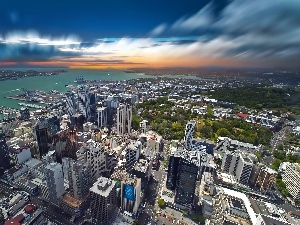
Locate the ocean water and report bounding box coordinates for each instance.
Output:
[0,68,152,109]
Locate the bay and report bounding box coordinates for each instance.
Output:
[0,68,152,109]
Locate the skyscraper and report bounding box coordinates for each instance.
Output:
[0,133,10,174]
[53,126,78,164]
[116,103,132,135]
[166,148,211,208]
[121,176,141,216]
[174,159,198,207]
[68,159,92,200]
[90,177,117,225]
[184,120,196,150]
[44,162,65,205]
[35,119,50,159]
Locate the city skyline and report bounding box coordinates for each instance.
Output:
[1,0,300,69]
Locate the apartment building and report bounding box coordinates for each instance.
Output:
[221,151,258,185]
[121,175,141,215]
[43,162,65,205]
[282,163,300,202]
[90,177,117,225]
[256,166,277,192]
[116,103,132,135]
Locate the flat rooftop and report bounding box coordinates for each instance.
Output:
[62,193,82,208]
[90,177,115,197]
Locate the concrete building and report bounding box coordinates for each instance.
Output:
[116,103,132,135]
[9,147,32,165]
[140,120,148,133]
[65,86,96,122]
[52,126,78,164]
[256,166,277,192]
[184,120,196,150]
[131,159,151,190]
[282,163,300,202]
[90,177,117,225]
[125,141,141,172]
[209,188,257,225]
[221,151,258,185]
[67,159,92,200]
[97,107,108,128]
[44,162,65,205]
[121,175,141,216]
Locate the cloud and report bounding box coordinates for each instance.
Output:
[0,30,82,62]
[171,3,214,32]
[149,24,167,36]
[146,0,300,68]
[1,1,300,68]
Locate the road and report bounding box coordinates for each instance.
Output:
[138,141,169,225]
[30,195,75,225]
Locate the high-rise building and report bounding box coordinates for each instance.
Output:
[68,159,92,200]
[256,166,277,192]
[77,85,96,122]
[125,141,141,172]
[121,175,141,216]
[166,148,212,208]
[221,151,257,185]
[282,163,300,202]
[52,126,78,164]
[184,120,196,150]
[35,119,50,159]
[90,177,117,225]
[44,162,65,205]
[140,120,148,133]
[0,133,10,174]
[86,142,109,181]
[116,103,132,135]
[166,155,180,190]
[19,107,30,120]
[174,159,198,207]
[248,164,263,188]
[131,159,151,190]
[70,114,85,131]
[97,107,108,128]
[65,86,96,122]
[66,91,77,117]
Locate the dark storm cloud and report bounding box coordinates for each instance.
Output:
[151,0,300,68]
[0,43,82,62]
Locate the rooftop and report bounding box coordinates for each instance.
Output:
[62,193,83,208]
[90,177,115,197]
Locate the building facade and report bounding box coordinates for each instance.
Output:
[116,103,132,135]
[44,162,65,205]
[0,133,10,174]
[282,163,300,202]
[90,177,117,225]
[184,120,196,150]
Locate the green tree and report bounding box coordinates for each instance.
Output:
[216,128,231,137]
[132,114,141,131]
[272,159,282,171]
[157,198,166,208]
[254,152,262,162]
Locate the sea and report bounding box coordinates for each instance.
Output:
[0,68,151,110]
[0,68,200,112]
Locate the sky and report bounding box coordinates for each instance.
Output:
[0,0,300,69]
